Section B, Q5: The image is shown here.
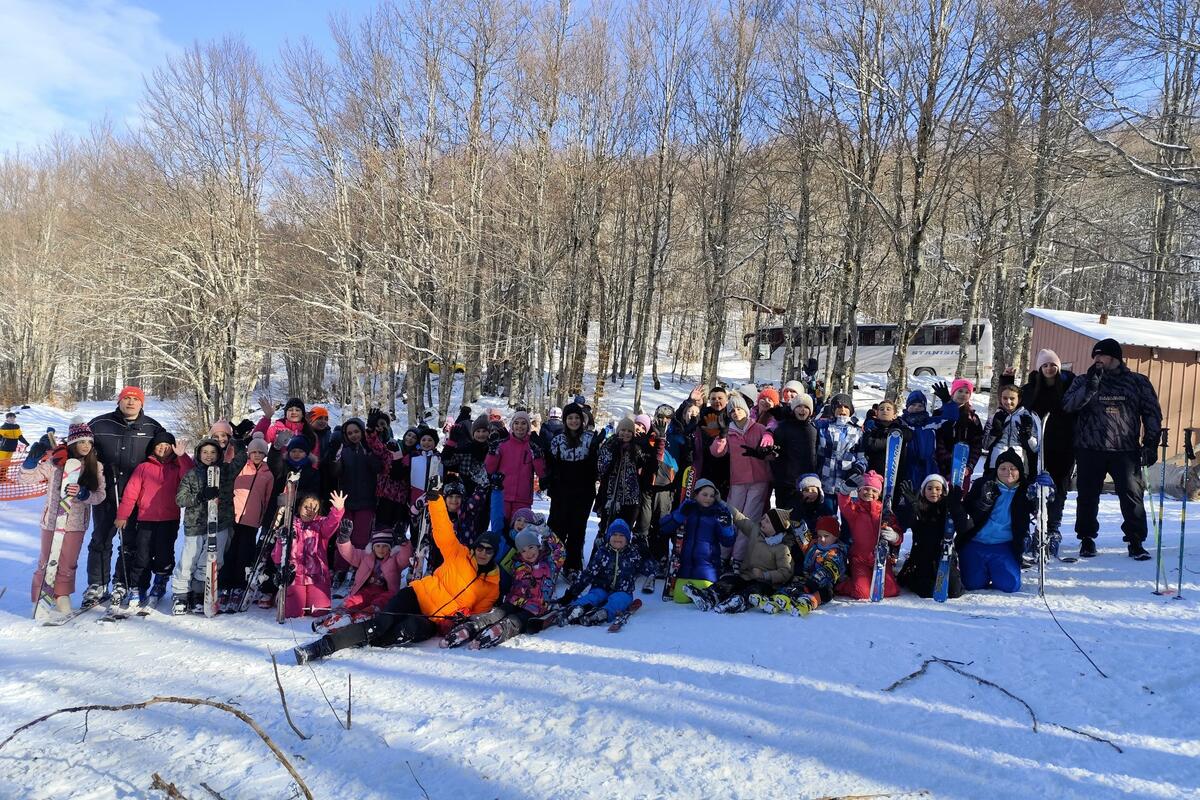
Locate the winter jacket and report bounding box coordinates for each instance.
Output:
[1019,370,1077,476]
[816,418,864,493]
[268,450,322,500]
[336,530,410,600]
[451,483,492,545]
[710,419,774,486]
[406,448,443,496]
[117,452,193,523]
[646,420,691,490]
[568,539,656,597]
[659,498,736,583]
[0,422,27,453]
[983,408,1039,475]
[364,431,409,503]
[88,408,166,493]
[20,459,107,531]
[485,432,546,507]
[176,439,249,536]
[858,418,911,481]
[796,532,847,592]
[789,492,837,535]
[936,403,983,479]
[836,491,901,598]
[233,460,274,528]
[411,496,500,621]
[545,429,601,498]
[443,437,491,495]
[273,507,345,589]
[597,437,653,513]
[950,476,1038,561]
[1062,364,1162,453]
[729,508,794,587]
[769,417,819,489]
[895,494,959,599]
[690,405,730,489]
[504,532,566,616]
[899,399,958,489]
[329,438,382,511]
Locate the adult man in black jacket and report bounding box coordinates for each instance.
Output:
[1062,338,1163,560]
[85,386,165,605]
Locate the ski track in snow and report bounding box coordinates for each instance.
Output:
[0,375,1198,799]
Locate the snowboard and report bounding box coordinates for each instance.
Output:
[933,442,971,602]
[869,431,903,603]
[33,458,83,621]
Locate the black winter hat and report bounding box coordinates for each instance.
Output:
[1092,338,1123,361]
[562,402,586,421]
[996,448,1024,473]
[284,397,305,414]
[473,531,501,552]
[830,393,854,415]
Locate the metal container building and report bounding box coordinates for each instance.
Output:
[1024,308,1200,462]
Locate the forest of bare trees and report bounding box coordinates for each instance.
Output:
[1,0,1197,429]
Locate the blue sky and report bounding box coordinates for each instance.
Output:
[0,0,374,154]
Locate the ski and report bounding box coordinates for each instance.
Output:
[608,598,643,632]
[869,431,903,603]
[33,458,83,621]
[135,595,158,616]
[203,466,220,617]
[1178,429,1196,600]
[98,602,134,623]
[409,475,440,582]
[1036,414,1050,595]
[238,511,284,612]
[933,442,972,602]
[274,471,300,624]
[42,598,106,627]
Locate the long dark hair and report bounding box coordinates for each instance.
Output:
[69,442,101,492]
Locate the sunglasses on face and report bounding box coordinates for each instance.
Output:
[474,545,495,553]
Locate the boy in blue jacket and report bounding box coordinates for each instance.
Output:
[658,478,736,603]
[559,519,656,626]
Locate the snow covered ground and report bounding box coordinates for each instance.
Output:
[0,375,1198,799]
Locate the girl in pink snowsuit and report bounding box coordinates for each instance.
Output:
[335,526,412,614]
[710,394,776,522]
[485,410,546,526]
[274,490,346,617]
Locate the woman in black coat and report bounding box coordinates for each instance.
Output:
[1019,350,1077,555]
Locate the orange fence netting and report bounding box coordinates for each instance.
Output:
[0,446,48,501]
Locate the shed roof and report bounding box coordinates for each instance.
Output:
[1025,308,1200,352]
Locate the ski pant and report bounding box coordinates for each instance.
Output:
[0,450,13,481]
[332,508,375,571]
[87,496,121,588]
[219,523,259,590]
[548,490,594,572]
[779,574,835,609]
[324,586,437,652]
[572,587,633,622]
[1073,448,1147,544]
[637,488,674,563]
[726,482,770,524]
[31,528,85,601]
[709,574,774,609]
[897,544,962,600]
[283,580,332,618]
[461,604,530,645]
[341,583,393,615]
[960,540,1020,593]
[837,556,900,600]
[1046,461,1072,541]
[171,530,230,596]
[116,519,179,592]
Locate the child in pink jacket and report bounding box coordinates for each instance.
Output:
[484,410,546,526]
[710,394,777,522]
[835,471,903,599]
[313,523,413,632]
[274,489,346,618]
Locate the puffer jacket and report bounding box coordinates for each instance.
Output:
[1062,364,1162,453]
[936,403,983,478]
[336,526,411,599]
[504,532,566,616]
[568,538,656,596]
[330,433,382,511]
[950,476,1040,561]
[797,532,848,591]
[769,417,819,489]
[411,496,500,622]
[646,420,691,490]
[233,459,274,528]
[899,397,958,488]
[364,431,409,502]
[20,458,107,531]
[729,508,794,587]
[858,418,912,481]
[659,498,736,583]
[983,407,1039,475]
[484,432,546,507]
[274,506,344,588]
[176,439,248,536]
[597,437,653,512]
[87,407,165,493]
[117,451,192,523]
[816,418,864,493]
[836,491,902,596]
[710,419,774,485]
[545,429,601,497]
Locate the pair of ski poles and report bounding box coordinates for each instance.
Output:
[1151,427,1195,600]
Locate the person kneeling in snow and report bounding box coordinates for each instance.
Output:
[312,521,413,633]
[441,527,566,649]
[895,474,962,599]
[682,506,793,614]
[835,470,903,600]
[948,448,1053,594]
[293,490,499,664]
[557,519,656,626]
[752,515,847,615]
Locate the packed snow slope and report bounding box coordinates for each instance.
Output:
[0,381,1197,799]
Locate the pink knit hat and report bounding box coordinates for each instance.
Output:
[950,378,975,397]
[1035,349,1061,370]
[860,471,884,491]
[634,413,652,430]
[209,419,233,436]
[66,418,94,446]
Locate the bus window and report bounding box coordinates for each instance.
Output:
[935,326,960,346]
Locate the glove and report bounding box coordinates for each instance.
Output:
[426,485,441,503]
[845,471,865,489]
[1141,446,1158,467]
[49,445,69,469]
[680,498,698,513]
[1018,416,1033,442]
[336,519,353,543]
[1034,471,1055,489]
[898,480,918,508]
[488,471,505,488]
[199,485,220,502]
[881,528,900,544]
[1087,364,1102,392]
[931,381,951,403]
[22,440,49,469]
[741,444,765,459]
[386,440,400,452]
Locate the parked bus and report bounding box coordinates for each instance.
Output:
[745,318,994,389]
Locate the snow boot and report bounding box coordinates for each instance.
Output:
[227,589,245,612]
[187,591,203,614]
[109,583,128,609]
[1128,542,1152,561]
[471,623,507,650]
[150,574,168,600]
[682,583,715,612]
[1079,538,1097,558]
[770,593,794,614]
[293,636,334,665]
[81,583,108,609]
[171,593,188,616]
[713,594,747,614]
[641,575,656,594]
[787,595,815,617]
[565,605,589,625]
[135,589,149,610]
[55,595,72,614]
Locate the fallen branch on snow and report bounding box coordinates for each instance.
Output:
[269,651,311,740]
[0,696,315,799]
[884,657,1122,753]
[813,792,930,800]
[150,772,190,799]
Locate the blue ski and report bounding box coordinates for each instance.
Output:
[870,431,904,602]
[933,441,971,602]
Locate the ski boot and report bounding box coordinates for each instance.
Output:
[580,608,609,627]
[81,583,108,610]
[55,595,72,614]
[770,593,794,614]
[440,621,478,649]
[564,604,590,625]
[109,584,129,612]
[187,591,203,615]
[681,583,715,612]
[171,593,188,616]
[713,594,747,614]
[641,575,656,594]
[227,589,245,613]
[1079,539,1097,558]
[293,636,334,665]
[787,595,815,617]
[150,574,168,601]
[135,589,149,611]
[748,594,778,614]
[470,623,507,650]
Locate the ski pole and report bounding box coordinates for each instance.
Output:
[1178,429,1196,600]
[1153,428,1169,595]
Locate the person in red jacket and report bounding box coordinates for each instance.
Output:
[485,410,546,527]
[114,430,192,608]
[835,470,902,599]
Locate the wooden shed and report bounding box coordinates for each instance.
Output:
[1024,308,1200,462]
